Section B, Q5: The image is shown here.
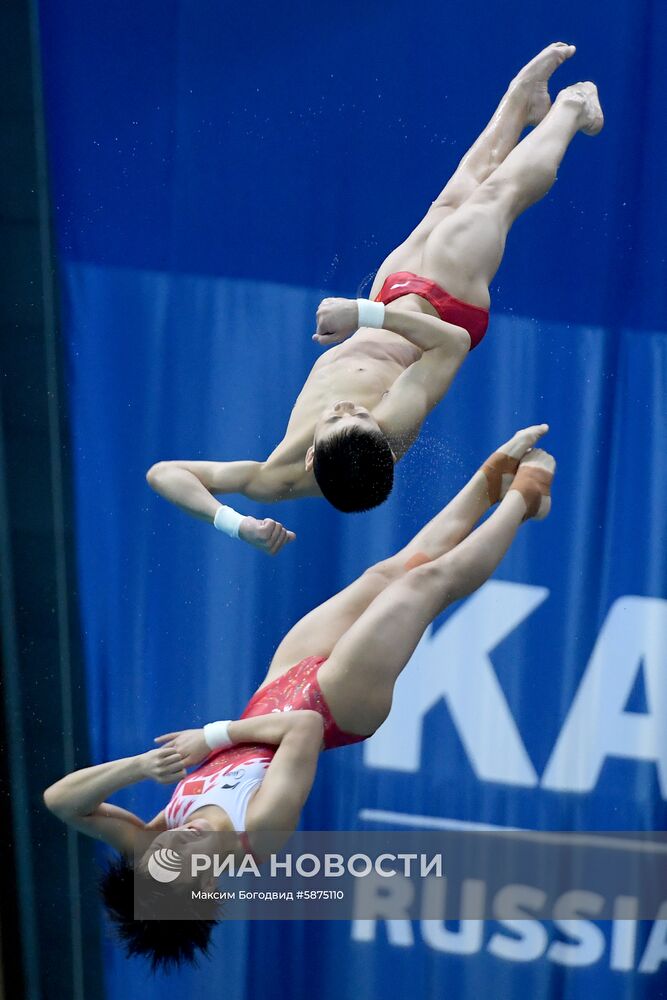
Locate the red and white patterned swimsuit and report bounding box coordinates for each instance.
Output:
[239,655,366,750]
[165,656,367,832]
[165,744,272,831]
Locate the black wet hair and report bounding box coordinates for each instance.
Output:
[99,856,219,972]
[313,424,394,513]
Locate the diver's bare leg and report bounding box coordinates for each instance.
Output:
[433,42,576,210]
[369,43,575,297]
[320,449,555,732]
[396,423,548,563]
[419,83,603,307]
[265,426,548,678]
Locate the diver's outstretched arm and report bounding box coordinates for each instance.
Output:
[146,458,297,555]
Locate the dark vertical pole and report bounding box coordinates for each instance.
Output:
[27,0,86,993]
[0,1,104,996]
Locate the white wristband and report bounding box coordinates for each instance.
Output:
[203,720,234,750]
[357,298,385,329]
[213,504,245,539]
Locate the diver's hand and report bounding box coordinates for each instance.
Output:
[138,746,187,785]
[154,729,210,768]
[238,515,296,555]
[313,297,359,345]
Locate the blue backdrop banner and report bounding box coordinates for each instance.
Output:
[39,2,667,998]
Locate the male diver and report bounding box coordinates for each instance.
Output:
[147,44,601,555]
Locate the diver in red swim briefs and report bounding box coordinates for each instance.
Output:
[146,43,602,553]
[44,426,554,968]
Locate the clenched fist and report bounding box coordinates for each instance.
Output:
[312,297,360,346]
[239,515,296,555]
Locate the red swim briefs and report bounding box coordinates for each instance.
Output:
[375,270,489,349]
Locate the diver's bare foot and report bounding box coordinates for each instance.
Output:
[498,423,550,461]
[511,42,576,125]
[482,424,549,503]
[510,448,556,521]
[556,81,604,135]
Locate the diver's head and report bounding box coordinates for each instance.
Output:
[307,401,395,512]
[100,824,220,972]
[137,818,218,870]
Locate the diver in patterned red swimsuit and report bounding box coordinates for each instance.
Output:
[146,44,601,550]
[45,426,554,968]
